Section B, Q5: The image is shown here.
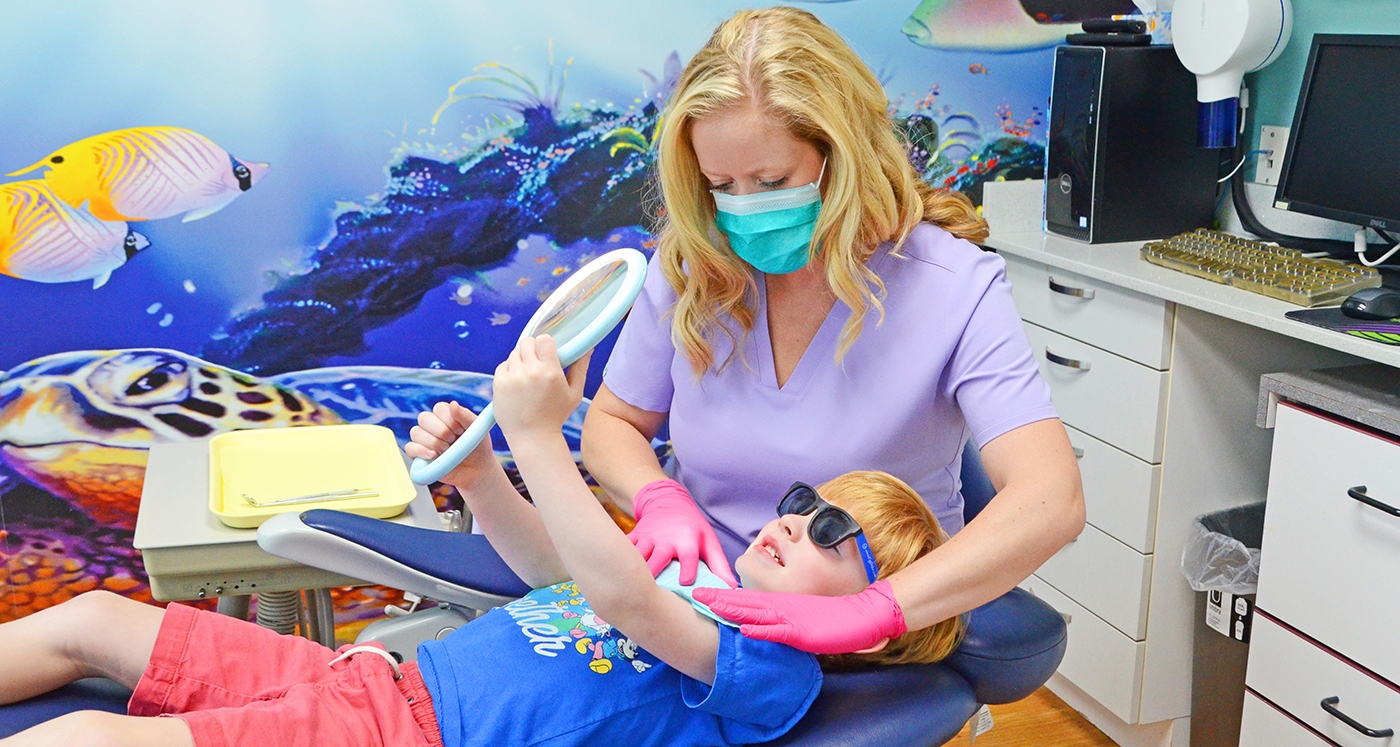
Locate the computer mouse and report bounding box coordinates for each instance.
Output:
[1341,287,1400,321]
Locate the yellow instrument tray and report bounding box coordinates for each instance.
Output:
[209,425,415,528]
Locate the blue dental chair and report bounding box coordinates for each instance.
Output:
[0,442,1066,745]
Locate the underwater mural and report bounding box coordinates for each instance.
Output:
[899,0,1140,52]
[0,347,604,627]
[0,0,1095,638]
[1,128,268,289]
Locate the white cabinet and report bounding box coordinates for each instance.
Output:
[1065,424,1160,553]
[1002,252,1174,369]
[1005,253,1172,723]
[1022,322,1170,463]
[1240,693,1331,747]
[1252,403,1400,682]
[1241,401,1400,747]
[988,228,1372,744]
[1020,574,1146,720]
[1035,522,1152,639]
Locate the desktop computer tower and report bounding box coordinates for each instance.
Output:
[1046,45,1218,243]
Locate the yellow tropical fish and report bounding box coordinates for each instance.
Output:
[0,181,150,289]
[7,127,270,223]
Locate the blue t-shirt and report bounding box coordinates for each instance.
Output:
[418,579,821,747]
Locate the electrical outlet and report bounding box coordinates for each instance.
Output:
[1254,126,1289,185]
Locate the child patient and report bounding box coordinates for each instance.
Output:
[0,336,962,747]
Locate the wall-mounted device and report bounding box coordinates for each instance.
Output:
[1045,45,1218,243]
[1171,0,1292,148]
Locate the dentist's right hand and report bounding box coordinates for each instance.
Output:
[627,480,738,588]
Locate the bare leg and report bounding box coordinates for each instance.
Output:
[0,710,194,747]
[0,591,163,704]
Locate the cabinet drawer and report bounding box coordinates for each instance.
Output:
[1067,424,1160,553]
[1035,522,1152,639]
[1246,613,1400,747]
[1021,574,1145,723]
[1003,255,1173,370]
[1240,692,1330,747]
[1022,321,1169,463]
[1257,403,1400,684]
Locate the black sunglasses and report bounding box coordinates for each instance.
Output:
[777,482,879,584]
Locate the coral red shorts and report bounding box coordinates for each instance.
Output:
[129,603,443,747]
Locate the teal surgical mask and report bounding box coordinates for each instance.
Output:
[712,160,826,275]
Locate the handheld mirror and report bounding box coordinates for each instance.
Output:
[409,247,648,485]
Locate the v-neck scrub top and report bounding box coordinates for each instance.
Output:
[603,223,1058,563]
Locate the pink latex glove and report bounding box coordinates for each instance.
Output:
[626,478,739,588]
[692,579,908,655]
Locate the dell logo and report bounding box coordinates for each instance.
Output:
[1370,218,1388,229]
[1058,174,1073,194]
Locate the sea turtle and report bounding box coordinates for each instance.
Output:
[0,347,594,624]
[0,348,589,527]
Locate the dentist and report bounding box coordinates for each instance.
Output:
[582,7,1085,655]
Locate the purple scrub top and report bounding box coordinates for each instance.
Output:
[603,223,1058,564]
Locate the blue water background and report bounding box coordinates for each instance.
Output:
[0,0,1051,378]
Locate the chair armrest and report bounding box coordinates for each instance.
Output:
[943,587,1067,705]
[257,510,530,611]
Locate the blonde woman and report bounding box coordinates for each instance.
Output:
[583,7,1085,655]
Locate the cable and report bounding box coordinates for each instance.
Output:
[1354,227,1400,267]
[1218,149,1269,183]
[1227,143,1391,258]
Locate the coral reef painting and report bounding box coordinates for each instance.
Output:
[0,0,1055,639]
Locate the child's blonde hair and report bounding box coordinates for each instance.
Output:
[815,471,964,668]
[654,6,989,376]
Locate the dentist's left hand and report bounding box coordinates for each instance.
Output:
[492,335,591,441]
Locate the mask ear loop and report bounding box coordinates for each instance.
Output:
[813,157,827,189]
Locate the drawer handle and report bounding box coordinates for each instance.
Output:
[1073,447,1084,459]
[1320,696,1394,738]
[1348,486,1400,517]
[1046,348,1091,371]
[1049,276,1096,299]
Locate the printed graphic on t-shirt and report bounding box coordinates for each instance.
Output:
[501,582,654,675]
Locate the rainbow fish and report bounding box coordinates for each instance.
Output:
[903,0,1077,51]
[7,127,269,223]
[0,181,150,289]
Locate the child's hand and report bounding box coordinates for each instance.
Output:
[493,335,592,442]
[406,400,500,489]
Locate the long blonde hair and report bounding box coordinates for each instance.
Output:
[816,471,964,669]
[655,6,988,375]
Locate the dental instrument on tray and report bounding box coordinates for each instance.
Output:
[242,488,381,507]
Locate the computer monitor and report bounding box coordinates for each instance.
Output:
[1274,34,1400,234]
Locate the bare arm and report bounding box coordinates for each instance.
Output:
[580,383,669,513]
[498,339,721,684]
[405,401,568,588]
[887,418,1085,630]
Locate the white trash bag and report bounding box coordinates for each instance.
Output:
[1179,502,1265,596]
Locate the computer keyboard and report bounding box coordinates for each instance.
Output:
[1140,229,1381,306]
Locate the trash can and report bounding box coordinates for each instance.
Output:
[1179,502,1264,747]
